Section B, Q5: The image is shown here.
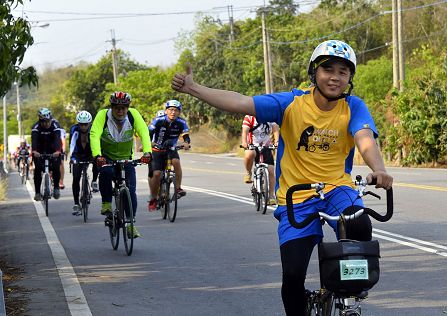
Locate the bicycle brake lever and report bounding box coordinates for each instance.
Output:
[364,191,381,200]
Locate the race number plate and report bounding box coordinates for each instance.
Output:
[340,260,369,280]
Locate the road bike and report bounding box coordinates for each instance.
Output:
[103,159,142,256]
[72,161,93,223]
[39,154,55,217]
[155,144,185,222]
[241,144,276,214]
[18,151,30,185]
[285,175,393,316]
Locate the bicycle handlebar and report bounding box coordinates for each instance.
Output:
[101,159,144,168]
[240,144,277,150]
[153,144,186,151]
[285,177,393,229]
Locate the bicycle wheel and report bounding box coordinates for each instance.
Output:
[25,163,30,181]
[109,197,120,250]
[42,173,51,216]
[120,187,134,256]
[260,168,269,215]
[167,175,178,222]
[20,163,26,184]
[159,178,168,220]
[81,174,89,223]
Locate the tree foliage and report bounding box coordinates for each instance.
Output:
[9,0,447,162]
[0,0,38,97]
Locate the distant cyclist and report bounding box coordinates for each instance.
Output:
[90,91,152,238]
[16,138,31,173]
[147,100,190,211]
[31,108,63,201]
[241,115,279,205]
[69,110,99,216]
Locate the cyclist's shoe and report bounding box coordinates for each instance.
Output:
[176,188,186,197]
[101,202,112,215]
[91,181,99,192]
[53,188,60,200]
[72,205,81,216]
[148,198,157,212]
[127,225,142,239]
[243,173,253,184]
[268,198,277,205]
[34,193,42,201]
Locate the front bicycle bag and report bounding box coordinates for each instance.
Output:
[318,239,380,297]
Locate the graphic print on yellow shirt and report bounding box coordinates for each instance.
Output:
[253,87,377,205]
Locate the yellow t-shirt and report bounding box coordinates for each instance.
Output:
[253,87,377,205]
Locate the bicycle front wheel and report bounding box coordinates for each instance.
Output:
[120,187,134,256]
[260,168,269,215]
[109,200,120,250]
[81,174,89,223]
[160,178,168,220]
[167,175,178,222]
[20,163,26,184]
[42,173,51,216]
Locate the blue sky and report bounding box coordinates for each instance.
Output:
[15,0,267,72]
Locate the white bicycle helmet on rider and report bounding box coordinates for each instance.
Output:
[38,107,52,120]
[307,40,357,100]
[165,100,182,111]
[156,110,165,117]
[76,110,92,124]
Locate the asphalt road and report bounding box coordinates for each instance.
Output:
[1,152,446,316]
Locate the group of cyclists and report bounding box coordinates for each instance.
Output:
[22,39,395,315]
[27,91,191,239]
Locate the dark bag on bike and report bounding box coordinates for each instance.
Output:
[318,239,380,297]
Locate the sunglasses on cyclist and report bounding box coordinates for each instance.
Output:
[79,123,89,126]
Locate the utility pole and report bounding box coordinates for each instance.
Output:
[15,81,22,138]
[228,5,235,44]
[108,29,119,85]
[261,9,273,94]
[3,96,7,169]
[391,0,399,89]
[397,0,405,91]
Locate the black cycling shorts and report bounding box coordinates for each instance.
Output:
[255,147,274,165]
[149,149,180,174]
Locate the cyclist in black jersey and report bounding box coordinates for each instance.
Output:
[31,108,63,201]
[148,100,191,211]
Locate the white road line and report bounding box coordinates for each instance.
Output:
[25,182,92,316]
[183,185,447,258]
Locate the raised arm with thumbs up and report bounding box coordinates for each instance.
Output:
[171,63,256,116]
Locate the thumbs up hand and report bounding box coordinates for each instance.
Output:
[172,62,195,94]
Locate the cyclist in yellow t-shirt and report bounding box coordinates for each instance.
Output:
[172,40,393,315]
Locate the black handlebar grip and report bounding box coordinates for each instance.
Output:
[286,184,319,229]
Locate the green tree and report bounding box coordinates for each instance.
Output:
[0,0,38,97]
[387,47,447,165]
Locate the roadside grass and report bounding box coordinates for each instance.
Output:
[0,179,7,201]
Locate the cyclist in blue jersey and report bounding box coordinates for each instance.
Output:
[147,100,191,211]
[69,110,99,216]
[172,40,393,315]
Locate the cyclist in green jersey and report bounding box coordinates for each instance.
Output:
[90,91,152,238]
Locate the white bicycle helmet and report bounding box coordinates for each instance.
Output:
[165,100,182,111]
[76,110,92,124]
[308,40,357,83]
[38,107,52,120]
[156,110,165,117]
